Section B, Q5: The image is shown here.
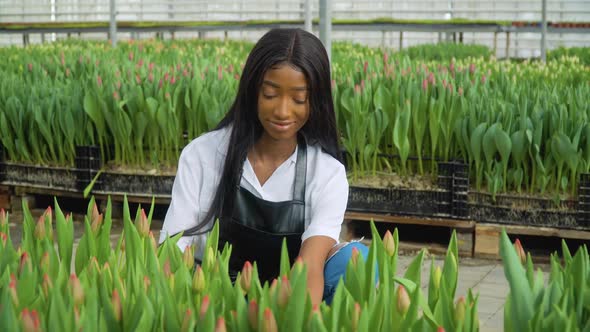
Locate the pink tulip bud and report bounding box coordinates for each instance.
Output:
[199,295,210,320]
[437,327,446,332]
[218,65,223,80]
[148,62,155,71]
[128,51,134,61]
[248,300,259,330]
[42,274,53,296]
[21,308,41,332]
[65,68,71,77]
[0,232,6,247]
[422,79,428,91]
[234,74,240,80]
[170,75,176,85]
[428,72,435,85]
[354,84,361,94]
[181,309,192,332]
[240,261,253,293]
[291,256,304,274]
[149,231,157,253]
[158,79,164,89]
[351,246,360,266]
[112,289,122,321]
[183,245,194,270]
[215,317,227,332]
[91,203,103,233]
[136,208,149,237]
[458,87,464,96]
[383,52,389,64]
[331,79,336,89]
[450,61,455,73]
[113,91,120,101]
[164,72,170,82]
[396,285,410,315]
[0,208,6,227]
[469,63,476,74]
[40,252,50,272]
[9,274,19,307]
[514,238,526,264]
[352,302,361,330]
[455,296,466,323]
[148,72,154,82]
[363,61,368,74]
[261,308,278,332]
[19,252,32,274]
[383,230,395,256]
[70,274,85,306]
[135,74,142,84]
[277,275,291,308]
[137,58,144,67]
[27,63,33,72]
[442,79,447,88]
[481,75,487,84]
[165,92,171,100]
[269,278,278,299]
[182,69,188,77]
[97,75,103,87]
[163,260,172,278]
[143,276,151,291]
[34,215,46,240]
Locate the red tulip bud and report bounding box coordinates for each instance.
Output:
[199,295,210,320]
[34,215,46,240]
[514,238,526,264]
[170,76,176,85]
[422,79,429,91]
[0,208,7,227]
[112,289,122,321]
[181,309,192,332]
[42,274,53,296]
[39,252,50,273]
[9,274,19,307]
[354,84,361,94]
[70,274,85,306]
[291,256,304,275]
[143,276,151,291]
[135,74,142,84]
[383,230,395,256]
[469,63,476,74]
[149,231,157,253]
[218,65,223,80]
[128,51,134,61]
[192,265,206,293]
[113,91,120,101]
[240,261,253,293]
[277,275,292,308]
[261,308,278,332]
[481,75,487,84]
[215,317,227,332]
[269,278,278,299]
[97,75,102,87]
[248,300,259,330]
[0,232,7,247]
[136,208,150,237]
[437,327,446,332]
[396,285,410,315]
[351,246,360,266]
[458,87,464,96]
[27,63,33,72]
[363,61,368,74]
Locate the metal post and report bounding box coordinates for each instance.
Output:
[109,0,117,47]
[304,0,312,33]
[319,0,331,61]
[541,0,548,62]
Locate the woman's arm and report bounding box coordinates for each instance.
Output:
[298,235,336,307]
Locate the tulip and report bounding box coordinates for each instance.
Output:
[34,215,46,240]
[183,245,195,270]
[199,295,210,320]
[248,300,259,330]
[170,76,176,85]
[383,230,395,256]
[135,74,142,84]
[458,87,464,96]
[192,265,206,293]
[350,246,360,266]
[437,327,446,332]
[215,317,227,332]
[9,274,19,307]
[514,238,526,264]
[19,252,32,275]
[70,274,85,306]
[0,232,7,247]
[128,51,134,61]
[113,91,120,101]
[261,308,278,332]
[0,208,7,228]
[149,231,158,253]
[433,266,442,292]
[41,274,52,297]
[27,63,33,72]
[112,289,122,321]
[469,63,476,74]
[422,79,429,91]
[181,309,192,332]
[396,285,410,315]
[136,208,149,237]
[217,65,223,80]
[97,75,102,87]
[240,261,253,293]
[363,61,368,74]
[277,275,291,308]
[148,72,154,82]
[291,256,304,275]
[351,302,361,330]
[143,276,151,291]
[455,296,466,324]
[354,84,361,94]
[39,252,50,273]
[269,278,278,299]
[21,308,40,332]
[65,68,70,77]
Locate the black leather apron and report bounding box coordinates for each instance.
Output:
[218,139,307,283]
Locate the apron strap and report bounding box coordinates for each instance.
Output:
[292,135,307,204]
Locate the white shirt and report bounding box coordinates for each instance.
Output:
[159,126,349,259]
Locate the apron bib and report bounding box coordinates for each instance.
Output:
[219,138,307,283]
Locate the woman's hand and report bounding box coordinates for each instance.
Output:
[298,236,336,307]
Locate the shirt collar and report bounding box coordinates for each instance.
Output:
[216,126,298,165]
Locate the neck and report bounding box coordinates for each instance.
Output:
[252,134,298,163]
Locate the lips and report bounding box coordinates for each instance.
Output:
[269,121,294,131]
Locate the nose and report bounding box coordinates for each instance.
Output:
[273,96,290,119]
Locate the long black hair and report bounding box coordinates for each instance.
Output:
[184,28,340,236]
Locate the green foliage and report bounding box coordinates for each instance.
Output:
[0,197,479,331]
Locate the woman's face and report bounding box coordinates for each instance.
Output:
[257,63,310,143]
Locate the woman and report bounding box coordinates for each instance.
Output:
[159,28,368,306]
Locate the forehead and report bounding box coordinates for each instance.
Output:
[262,64,307,88]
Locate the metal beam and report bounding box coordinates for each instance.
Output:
[541,0,547,62]
[319,0,331,61]
[109,0,117,47]
[304,0,312,33]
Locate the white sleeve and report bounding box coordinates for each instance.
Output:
[159,148,204,252]
[301,164,348,243]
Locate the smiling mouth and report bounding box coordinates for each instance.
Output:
[269,121,294,130]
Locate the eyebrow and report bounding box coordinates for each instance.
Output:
[262,80,308,92]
